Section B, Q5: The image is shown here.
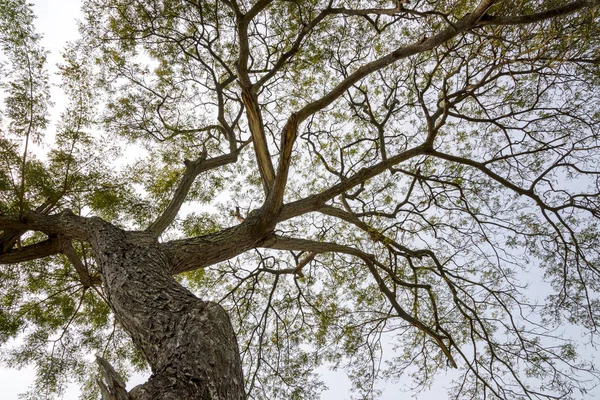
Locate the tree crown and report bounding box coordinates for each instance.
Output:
[1,0,600,398]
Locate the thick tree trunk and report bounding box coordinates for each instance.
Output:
[91,222,246,400]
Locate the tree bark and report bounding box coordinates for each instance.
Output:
[91,221,246,400]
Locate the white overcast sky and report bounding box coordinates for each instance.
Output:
[1,1,598,399]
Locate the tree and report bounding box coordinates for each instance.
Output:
[1,0,600,398]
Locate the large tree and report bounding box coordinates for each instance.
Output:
[1,0,600,398]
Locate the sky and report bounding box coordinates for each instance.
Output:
[1,1,598,399]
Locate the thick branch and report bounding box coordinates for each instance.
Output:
[295,0,497,123]
[162,207,277,274]
[279,144,428,222]
[245,0,275,22]
[263,113,299,215]
[0,202,54,252]
[240,86,275,194]
[480,0,599,25]
[145,150,239,237]
[0,210,92,240]
[0,233,100,287]
[96,356,129,400]
[237,0,276,82]
[0,237,62,264]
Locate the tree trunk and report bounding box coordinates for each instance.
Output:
[91,222,246,400]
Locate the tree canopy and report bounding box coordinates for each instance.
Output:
[1,0,600,398]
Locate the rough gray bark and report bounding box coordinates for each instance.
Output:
[90,220,246,400]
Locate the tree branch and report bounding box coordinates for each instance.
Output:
[480,0,599,26]
[263,113,299,215]
[252,1,408,91]
[0,210,93,241]
[295,0,498,123]
[240,86,275,194]
[0,202,54,252]
[162,206,278,274]
[261,234,457,368]
[245,0,275,22]
[279,144,428,222]
[62,242,97,288]
[0,237,62,264]
[263,0,496,219]
[145,150,239,237]
[96,355,130,400]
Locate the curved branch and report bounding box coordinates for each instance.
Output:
[0,210,91,240]
[0,202,54,252]
[295,0,497,123]
[480,0,599,26]
[266,0,496,217]
[261,234,457,368]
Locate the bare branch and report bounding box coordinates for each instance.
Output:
[279,144,428,222]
